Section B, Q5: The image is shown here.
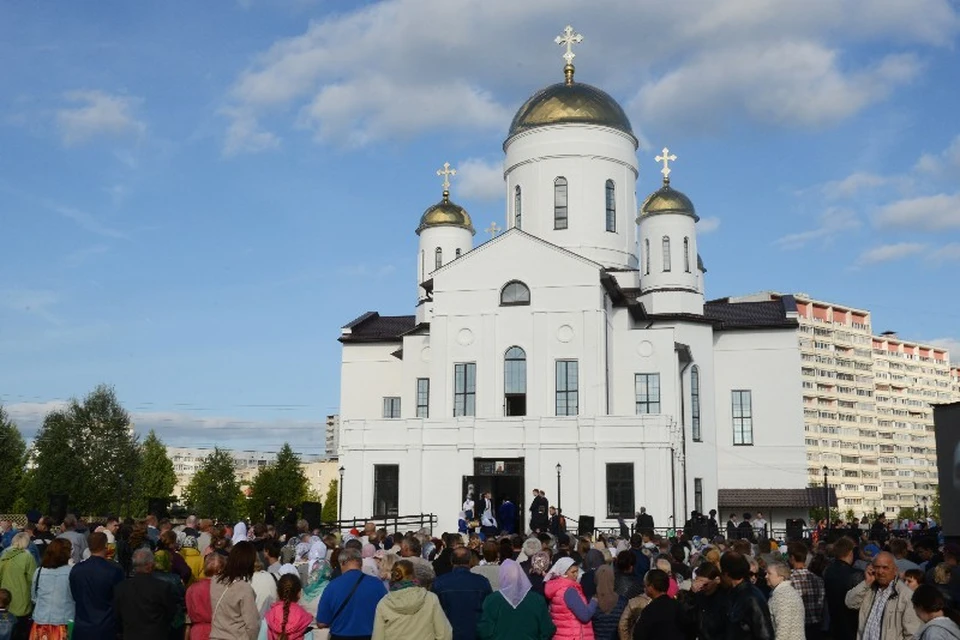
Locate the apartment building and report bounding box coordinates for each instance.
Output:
[733,293,955,516]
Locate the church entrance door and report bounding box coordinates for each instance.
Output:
[462,458,524,534]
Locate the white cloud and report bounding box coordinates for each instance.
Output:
[855,242,927,266]
[698,217,721,234]
[56,90,145,146]
[821,172,896,199]
[221,107,281,157]
[774,208,860,249]
[914,135,960,175]
[874,193,960,230]
[455,158,504,201]
[930,242,960,262]
[221,0,957,152]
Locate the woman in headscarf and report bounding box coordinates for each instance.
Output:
[231,522,249,547]
[580,549,607,600]
[543,557,597,640]
[527,551,551,599]
[297,540,332,617]
[361,543,379,578]
[477,559,556,640]
[590,565,626,640]
[250,551,278,616]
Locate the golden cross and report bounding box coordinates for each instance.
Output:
[555,25,583,67]
[436,162,457,192]
[485,221,502,239]
[655,147,677,183]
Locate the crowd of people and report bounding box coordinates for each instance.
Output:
[0,509,957,640]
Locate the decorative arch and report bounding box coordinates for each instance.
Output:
[500,280,531,306]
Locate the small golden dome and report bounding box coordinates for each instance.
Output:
[416,191,476,235]
[507,81,636,143]
[639,184,699,221]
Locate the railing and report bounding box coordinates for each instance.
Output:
[321,513,438,536]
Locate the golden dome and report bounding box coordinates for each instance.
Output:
[416,191,475,235]
[639,183,699,221]
[507,81,636,143]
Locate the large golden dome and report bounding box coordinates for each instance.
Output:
[416,191,475,235]
[639,184,699,221]
[507,80,636,142]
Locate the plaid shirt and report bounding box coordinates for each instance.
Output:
[791,567,826,625]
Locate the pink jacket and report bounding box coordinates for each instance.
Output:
[544,578,596,640]
[265,601,314,640]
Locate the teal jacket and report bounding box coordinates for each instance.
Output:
[477,591,556,640]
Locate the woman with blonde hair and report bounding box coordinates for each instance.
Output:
[377,552,399,591]
[372,560,451,640]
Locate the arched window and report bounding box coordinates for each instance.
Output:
[514,185,522,230]
[554,177,568,230]
[644,239,650,275]
[500,280,530,306]
[662,236,671,272]
[504,346,527,416]
[691,365,701,442]
[605,179,616,232]
[435,247,443,270]
[455,248,462,258]
[683,237,691,273]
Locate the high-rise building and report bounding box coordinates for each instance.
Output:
[325,414,340,459]
[732,292,956,517]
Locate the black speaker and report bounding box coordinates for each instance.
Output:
[301,501,322,531]
[578,515,595,535]
[148,498,169,519]
[786,518,805,542]
[48,494,68,525]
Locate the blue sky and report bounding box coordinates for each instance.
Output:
[2,0,959,453]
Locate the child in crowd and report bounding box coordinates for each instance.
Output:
[265,574,314,640]
[0,589,14,640]
[904,568,925,591]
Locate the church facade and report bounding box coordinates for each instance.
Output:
[337,27,809,535]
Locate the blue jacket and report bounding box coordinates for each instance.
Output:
[69,556,125,640]
[498,502,517,534]
[31,565,75,625]
[432,567,492,640]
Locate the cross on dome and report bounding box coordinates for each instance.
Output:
[555,25,583,85]
[436,162,457,195]
[485,221,502,239]
[655,147,677,184]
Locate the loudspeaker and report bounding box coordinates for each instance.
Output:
[48,494,68,525]
[786,518,805,542]
[578,515,595,535]
[301,501,322,531]
[148,498,169,519]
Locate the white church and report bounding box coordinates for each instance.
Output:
[337,26,812,535]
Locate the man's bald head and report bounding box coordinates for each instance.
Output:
[871,551,897,588]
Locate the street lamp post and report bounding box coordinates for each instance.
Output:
[822,465,830,532]
[556,463,562,513]
[338,466,345,523]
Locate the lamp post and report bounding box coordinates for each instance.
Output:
[923,496,929,519]
[338,466,345,522]
[822,465,830,531]
[556,463,562,513]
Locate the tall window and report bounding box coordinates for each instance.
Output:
[554,177,568,230]
[514,185,522,229]
[606,463,634,518]
[382,396,401,419]
[454,363,477,417]
[556,360,579,416]
[500,281,530,306]
[504,347,526,416]
[635,373,661,414]
[694,478,703,514]
[644,239,650,275]
[373,464,399,517]
[662,236,671,272]
[435,247,442,270]
[732,390,754,445]
[683,237,691,273]
[605,179,616,232]
[455,248,461,258]
[416,378,430,418]
[691,366,701,442]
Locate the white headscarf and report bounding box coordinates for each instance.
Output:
[308,541,327,566]
[545,557,576,581]
[231,522,248,546]
[279,563,299,577]
[499,560,532,609]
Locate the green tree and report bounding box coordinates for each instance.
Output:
[322,478,339,523]
[24,410,91,513]
[0,406,27,511]
[132,430,177,516]
[248,444,309,522]
[184,448,244,522]
[808,507,841,523]
[79,385,141,516]
[897,506,919,521]
[931,487,940,522]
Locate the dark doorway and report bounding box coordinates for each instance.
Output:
[462,458,524,534]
